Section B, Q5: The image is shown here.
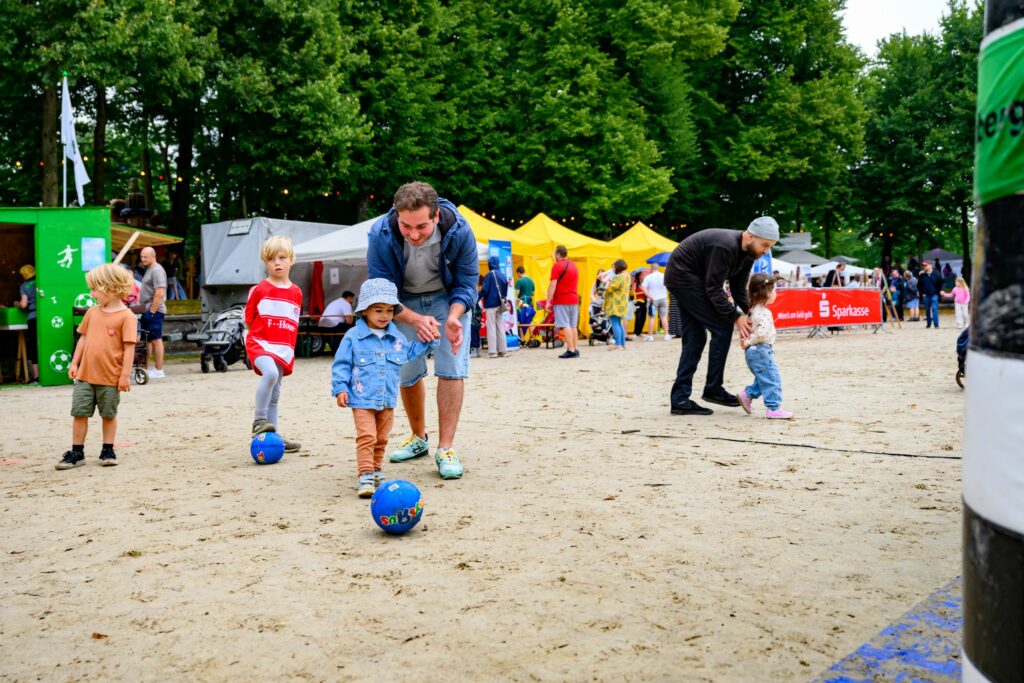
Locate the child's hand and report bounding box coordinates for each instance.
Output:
[68,363,78,380]
[118,374,131,392]
[336,392,349,408]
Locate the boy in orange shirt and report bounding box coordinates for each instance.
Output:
[56,263,138,470]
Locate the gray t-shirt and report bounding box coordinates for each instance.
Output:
[20,281,37,320]
[402,228,444,294]
[141,263,168,314]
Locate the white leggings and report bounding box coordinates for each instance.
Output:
[254,356,284,425]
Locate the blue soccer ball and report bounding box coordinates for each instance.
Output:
[250,432,285,465]
[371,480,423,534]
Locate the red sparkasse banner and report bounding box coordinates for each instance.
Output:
[770,288,882,329]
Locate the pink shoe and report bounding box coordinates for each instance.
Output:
[766,408,794,419]
[738,389,752,414]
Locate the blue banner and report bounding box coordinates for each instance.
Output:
[752,253,773,275]
[488,240,519,350]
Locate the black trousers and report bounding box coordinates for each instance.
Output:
[669,287,734,405]
[633,300,648,336]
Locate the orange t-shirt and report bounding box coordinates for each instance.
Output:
[75,306,138,386]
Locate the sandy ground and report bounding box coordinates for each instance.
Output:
[0,317,965,682]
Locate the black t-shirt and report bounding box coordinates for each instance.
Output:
[664,229,754,320]
[162,259,178,279]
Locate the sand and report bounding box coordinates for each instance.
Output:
[0,320,965,681]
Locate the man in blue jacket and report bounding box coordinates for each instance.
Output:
[366,182,479,479]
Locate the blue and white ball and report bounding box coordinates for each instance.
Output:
[371,480,423,534]
[250,432,285,465]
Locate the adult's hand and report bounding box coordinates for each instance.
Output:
[410,312,440,343]
[445,315,464,354]
[734,315,751,340]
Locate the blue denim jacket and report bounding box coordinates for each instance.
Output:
[330,318,437,410]
[366,198,480,313]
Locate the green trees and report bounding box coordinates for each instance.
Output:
[0,0,983,265]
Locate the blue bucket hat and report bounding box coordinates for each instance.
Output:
[355,278,403,315]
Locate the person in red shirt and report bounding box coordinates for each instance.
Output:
[245,236,303,452]
[544,245,580,358]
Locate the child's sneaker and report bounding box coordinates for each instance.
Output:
[738,389,752,415]
[279,436,301,452]
[766,408,794,419]
[664,334,673,341]
[389,434,429,462]
[55,451,85,470]
[357,472,376,498]
[373,469,385,487]
[99,448,118,466]
[251,419,276,435]
[435,448,464,479]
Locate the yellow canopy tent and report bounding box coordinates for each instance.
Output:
[458,205,549,267]
[515,213,622,333]
[608,222,678,269]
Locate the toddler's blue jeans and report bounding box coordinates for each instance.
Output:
[744,344,783,410]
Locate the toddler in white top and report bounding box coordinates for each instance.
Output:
[738,274,793,419]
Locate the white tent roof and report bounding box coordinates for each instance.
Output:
[293,217,378,263]
[771,258,796,277]
[293,215,490,264]
[809,261,869,278]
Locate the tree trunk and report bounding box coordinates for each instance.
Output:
[960,201,972,283]
[170,110,196,237]
[41,84,59,206]
[824,209,832,258]
[160,143,173,208]
[92,86,107,204]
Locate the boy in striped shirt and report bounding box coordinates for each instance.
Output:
[245,236,303,451]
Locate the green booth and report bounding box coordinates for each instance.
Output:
[0,207,111,387]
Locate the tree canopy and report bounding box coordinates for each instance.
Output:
[0,0,983,267]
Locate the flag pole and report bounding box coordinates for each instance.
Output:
[62,72,68,207]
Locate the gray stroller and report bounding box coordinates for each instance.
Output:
[189,305,251,373]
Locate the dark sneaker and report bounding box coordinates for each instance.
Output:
[558,350,580,358]
[280,437,301,453]
[99,450,118,466]
[55,451,85,470]
[701,390,741,408]
[252,419,276,435]
[670,400,714,416]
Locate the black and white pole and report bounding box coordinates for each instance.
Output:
[962,1,1024,681]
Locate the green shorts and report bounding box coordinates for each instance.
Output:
[71,381,121,419]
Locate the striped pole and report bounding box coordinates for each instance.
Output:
[962,1,1024,681]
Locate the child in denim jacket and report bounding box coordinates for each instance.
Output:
[331,279,438,497]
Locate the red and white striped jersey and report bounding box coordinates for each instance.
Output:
[245,279,302,376]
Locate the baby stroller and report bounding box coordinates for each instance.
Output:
[192,305,251,373]
[956,328,969,389]
[587,303,612,345]
[520,300,564,349]
[132,322,150,385]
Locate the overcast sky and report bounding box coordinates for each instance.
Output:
[842,0,952,56]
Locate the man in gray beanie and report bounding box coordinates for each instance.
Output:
[663,217,778,415]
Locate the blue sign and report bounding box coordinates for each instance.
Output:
[81,237,106,271]
[752,253,773,275]
[487,240,518,350]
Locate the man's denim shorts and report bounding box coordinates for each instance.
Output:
[141,311,165,340]
[395,289,471,386]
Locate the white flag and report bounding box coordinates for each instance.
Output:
[61,75,90,206]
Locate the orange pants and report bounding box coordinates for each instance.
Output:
[352,408,394,475]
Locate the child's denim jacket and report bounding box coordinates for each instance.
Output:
[330,318,437,410]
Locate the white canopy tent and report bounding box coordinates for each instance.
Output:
[809,261,870,279]
[291,216,491,307]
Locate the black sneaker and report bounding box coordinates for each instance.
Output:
[99,450,118,466]
[55,451,85,470]
[670,400,714,416]
[558,350,580,358]
[701,390,741,408]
